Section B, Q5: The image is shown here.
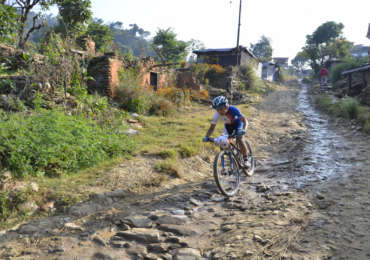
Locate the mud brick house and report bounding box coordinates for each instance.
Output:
[87,54,180,98]
[193,46,259,70]
[136,57,175,91]
[87,53,122,98]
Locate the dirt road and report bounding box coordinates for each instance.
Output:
[0,82,369,259]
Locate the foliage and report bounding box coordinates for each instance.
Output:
[204,64,228,89]
[109,21,155,57]
[189,63,228,89]
[114,69,176,116]
[315,96,370,134]
[154,159,182,178]
[56,0,92,37]
[85,18,113,52]
[151,28,189,63]
[0,189,30,222]
[330,57,369,83]
[239,63,263,90]
[250,36,273,63]
[0,4,18,44]
[7,0,55,49]
[187,38,205,62]
[291,52,309,73]
[0,110,135,177]
[301,21,353,74]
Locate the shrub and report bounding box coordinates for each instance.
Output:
[363,122,370,134]
[330,58,368,83]
[178,144,197,158]
[338,98,359,119]
[154,159,183,178]
[240,64,263,90]
[0,110,135,177]
[115,69,176,116]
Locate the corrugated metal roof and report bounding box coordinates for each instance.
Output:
[341,63,370,75]
[193,48,235,53]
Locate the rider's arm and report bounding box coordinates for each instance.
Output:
[206,124,216,137]
[240,116,248,130]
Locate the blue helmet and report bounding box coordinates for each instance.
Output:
[212,96,228,109]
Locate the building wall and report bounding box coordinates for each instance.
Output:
[87,54,122,98]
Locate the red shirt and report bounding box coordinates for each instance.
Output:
[319,68,328,76]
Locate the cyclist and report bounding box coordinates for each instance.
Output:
[319,67,329,86]
[203,96,250,167]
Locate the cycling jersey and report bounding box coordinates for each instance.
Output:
[211,105,243,125]
[211,105,247,135]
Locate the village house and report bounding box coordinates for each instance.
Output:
[193,46,259,71]
[261,62,276,81]
[272,57,289,68]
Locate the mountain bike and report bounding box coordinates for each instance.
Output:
[204,134,255,196]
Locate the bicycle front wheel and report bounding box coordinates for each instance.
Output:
[213,150,240,197]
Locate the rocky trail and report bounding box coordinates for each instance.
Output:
[0,82,370,260]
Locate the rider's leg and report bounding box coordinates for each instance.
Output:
[236,135,248,157]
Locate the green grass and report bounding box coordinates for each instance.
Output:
[154,159,183,178]
[0,109,135,177]
[316,96,370,134]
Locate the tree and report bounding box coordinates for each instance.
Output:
[186,39,205,62]
[56,0,92,37]
[85,18,113,52]
[151,28,189,63]
[7,0,56,49]
[301,21,352,74]
[109,21,154,57]
[291,52,308,73]
[250,36,273,63]
[0,3,18,43]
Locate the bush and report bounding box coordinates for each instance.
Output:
[0,110,135,177]
[330,58,368,83]
[154,159,183,178]
[114,70,176,116]
[338,98,359,119]
[240,64,264,90]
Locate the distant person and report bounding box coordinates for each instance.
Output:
[202,96,250,168]
[319,67,329,86]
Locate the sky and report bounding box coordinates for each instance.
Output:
[57,0,370,62]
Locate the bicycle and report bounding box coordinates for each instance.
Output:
[204,133,255,197]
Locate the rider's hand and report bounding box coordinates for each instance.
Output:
[202,136,209,142]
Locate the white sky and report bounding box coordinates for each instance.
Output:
[57,0,370,61]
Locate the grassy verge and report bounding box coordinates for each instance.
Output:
[315,95,370,134]
[0,88,260,229]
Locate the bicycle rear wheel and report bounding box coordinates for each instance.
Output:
[238,139,255,176]
[213,150,240,197]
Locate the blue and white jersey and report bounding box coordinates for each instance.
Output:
[211,105,244,125]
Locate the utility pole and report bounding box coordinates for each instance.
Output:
[236,0,242,66]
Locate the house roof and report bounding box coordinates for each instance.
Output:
[341,63,370,76]
[193,46,257,59]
